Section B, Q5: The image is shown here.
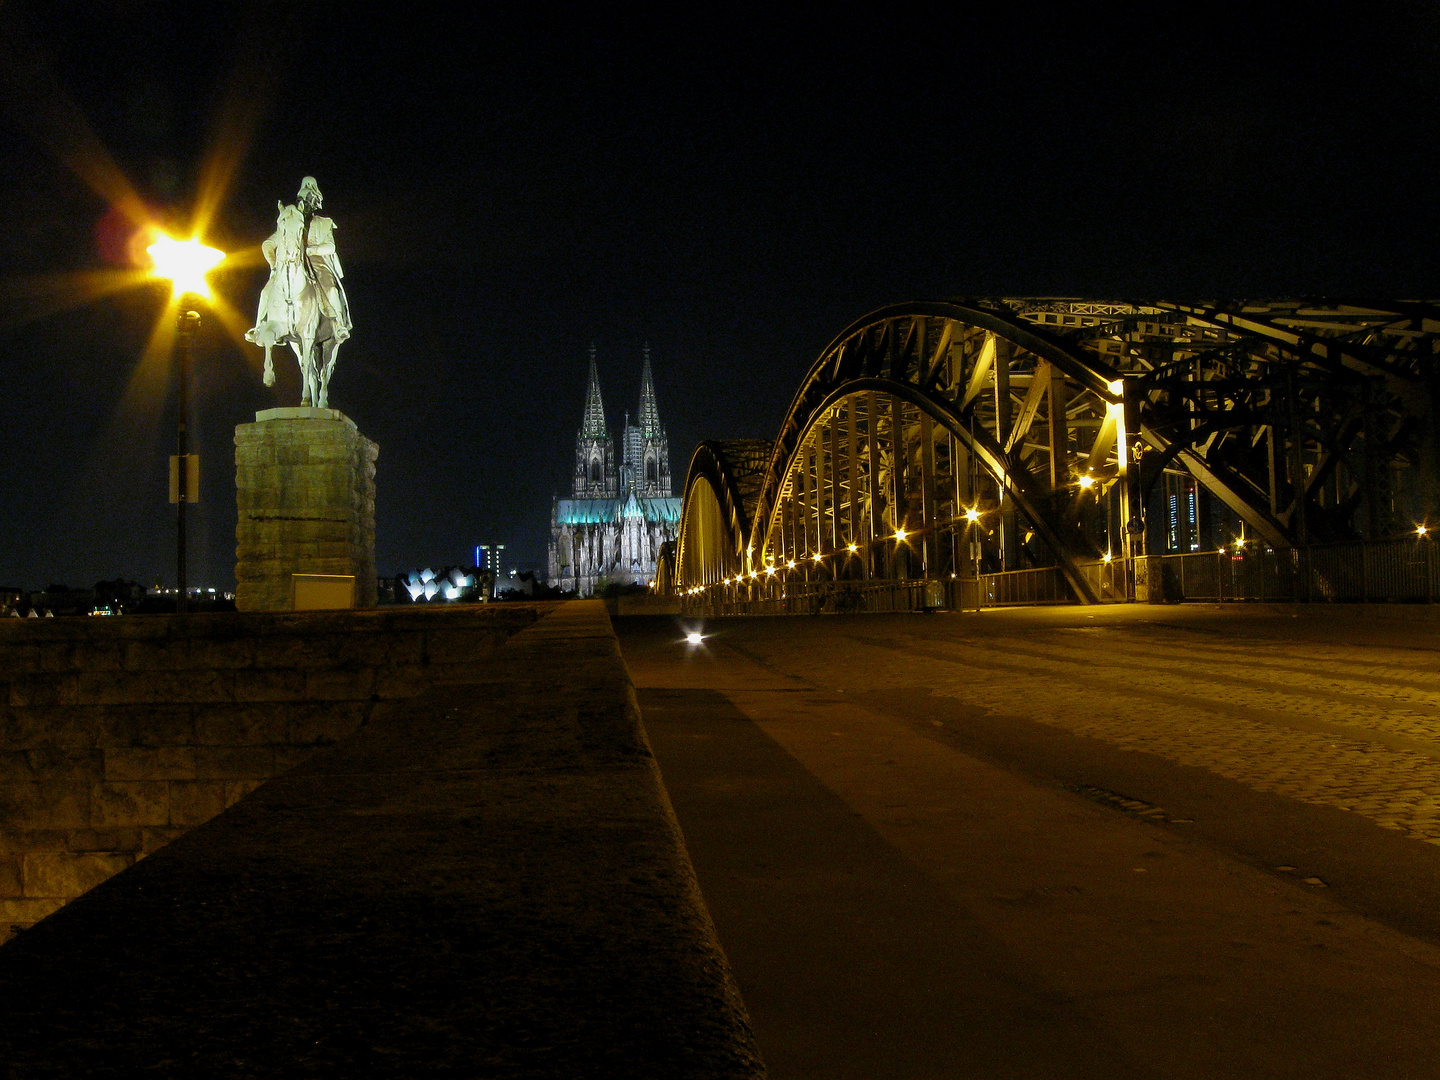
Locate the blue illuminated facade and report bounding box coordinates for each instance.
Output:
[549,347,680,595]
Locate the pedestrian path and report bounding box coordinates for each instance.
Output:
[619,608,1440,1079]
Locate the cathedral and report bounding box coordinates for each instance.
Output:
[549,347,681,596]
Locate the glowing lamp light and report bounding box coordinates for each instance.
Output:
[786,560,796,569]
[146,235,225,298]
[1419,525,1430,538]
[964,508,981,523]
[1102,552,1113,563]
[685,632,703,645]
[812,552,823,562]
[847,543,858,553]
[894,528,908,542]
[1077,474,1095,489]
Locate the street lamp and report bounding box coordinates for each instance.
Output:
[147,236,225,299]
[147,234,226,614]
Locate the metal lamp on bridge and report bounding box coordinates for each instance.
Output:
[146,235,226,615]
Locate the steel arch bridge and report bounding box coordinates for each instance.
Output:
[673,298,1440,604]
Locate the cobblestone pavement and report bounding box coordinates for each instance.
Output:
[727,610,1440,845]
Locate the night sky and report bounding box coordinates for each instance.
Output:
[1,2,1438,591]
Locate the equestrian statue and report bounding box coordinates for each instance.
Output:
[246,176,352,409]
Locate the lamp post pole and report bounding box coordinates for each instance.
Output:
[175,307,200,614]
[144,232,225,615]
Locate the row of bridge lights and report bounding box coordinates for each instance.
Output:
[681,522,1439,596]
[680,511,1000,594]
[682,471,1104,594]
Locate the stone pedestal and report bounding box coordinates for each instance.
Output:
[235,408,378,612]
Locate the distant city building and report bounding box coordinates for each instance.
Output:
[475,544,507,598]
[549,346,681,595]
[495,569,538,597]
[4,580,233,617]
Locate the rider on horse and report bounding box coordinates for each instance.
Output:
[246,177,352,405]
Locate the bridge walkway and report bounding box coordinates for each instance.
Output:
[619,605,1440,1079]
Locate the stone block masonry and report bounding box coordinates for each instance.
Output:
[235,409,378,612]
[0,601,765,1077]
[0,604,543,942]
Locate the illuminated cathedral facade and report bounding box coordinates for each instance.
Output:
[549,347,681,596]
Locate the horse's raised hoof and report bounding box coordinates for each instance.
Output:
[262,369,275,387]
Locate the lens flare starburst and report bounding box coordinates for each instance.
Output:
[145,236,226,299]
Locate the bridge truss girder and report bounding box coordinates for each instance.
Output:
[679,299,1440,602]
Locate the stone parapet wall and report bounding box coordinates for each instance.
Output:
[0,600,765,1076]
[0,604,544,941]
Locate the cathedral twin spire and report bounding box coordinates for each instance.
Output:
[637,344,663,439]
[581,344,609,440]
[573,344,671,500]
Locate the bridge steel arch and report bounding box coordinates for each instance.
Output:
[674,298,1440,604]
[675,439,774,588]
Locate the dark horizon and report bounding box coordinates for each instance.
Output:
[2,2,1438,591]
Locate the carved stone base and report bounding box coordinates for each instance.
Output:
[235,410,378,612]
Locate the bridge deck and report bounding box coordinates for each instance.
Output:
[620,605,1440,1079]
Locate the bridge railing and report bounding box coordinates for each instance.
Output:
[1148,540,1440,603]
[980,566,1075,606]
[681,578,977,617]
[674,539,1440,615]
